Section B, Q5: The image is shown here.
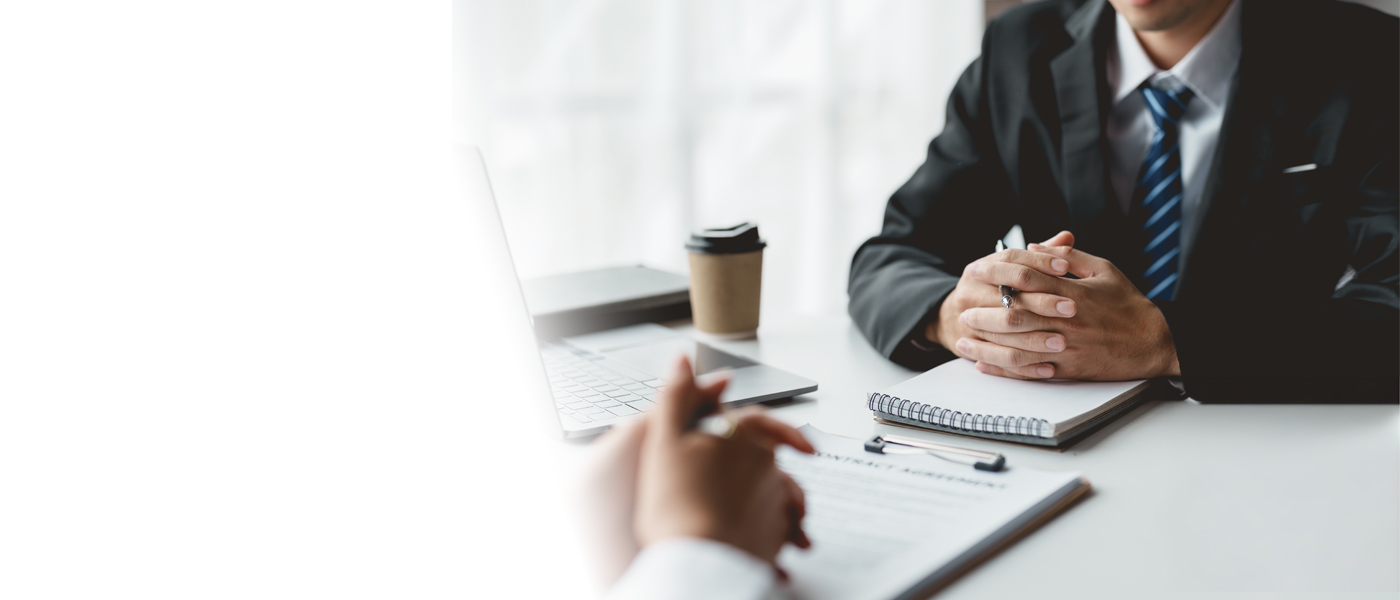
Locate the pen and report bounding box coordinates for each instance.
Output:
[995,240,1014,309]
[865,434,1007,472]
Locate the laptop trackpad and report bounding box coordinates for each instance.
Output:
[603,337,757,378]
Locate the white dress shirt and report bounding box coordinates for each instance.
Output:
[1105,0,1242,249]
[605,537,784,600]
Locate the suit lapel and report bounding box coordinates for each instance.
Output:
[1177,72,1245,290]
[1051,1,1111,233]
[1177,0,1285,294]
[1047,0,1149,272]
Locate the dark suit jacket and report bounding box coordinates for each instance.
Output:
[848,0,1398,403]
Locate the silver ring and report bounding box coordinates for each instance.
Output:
[697,414,737,438]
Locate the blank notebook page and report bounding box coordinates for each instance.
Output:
[880,359,1146,431]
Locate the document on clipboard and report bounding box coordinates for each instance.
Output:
[777,426,1089,600]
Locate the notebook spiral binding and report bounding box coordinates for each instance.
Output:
[867,392,1053,438]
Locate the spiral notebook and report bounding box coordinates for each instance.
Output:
[778,426,1089,599]
[868,359,1153,448]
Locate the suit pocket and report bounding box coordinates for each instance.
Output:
[1277,166,1334,225]
[1282,164,1356,230]
[1282,167,1326,206]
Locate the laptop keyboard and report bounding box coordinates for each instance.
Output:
[541,343,665,426]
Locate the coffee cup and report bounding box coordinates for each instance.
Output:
[685,222,766,340]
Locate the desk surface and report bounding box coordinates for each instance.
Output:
[616,313,1399,598]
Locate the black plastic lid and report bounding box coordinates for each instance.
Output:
[685,222,767,255]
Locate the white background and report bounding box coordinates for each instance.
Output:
[1,2,576,597]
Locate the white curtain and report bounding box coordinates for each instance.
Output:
[456,0,984,321]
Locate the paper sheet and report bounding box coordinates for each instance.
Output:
[777,426,1084,600]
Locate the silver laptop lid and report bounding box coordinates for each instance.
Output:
[458,146,564,438]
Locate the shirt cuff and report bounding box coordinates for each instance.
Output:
[605,537,780,600]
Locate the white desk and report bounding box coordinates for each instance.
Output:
[646,312,1398,598]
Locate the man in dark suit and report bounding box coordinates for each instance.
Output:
[848,0,1398,402]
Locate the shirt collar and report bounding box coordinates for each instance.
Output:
[1110,0,1242,110]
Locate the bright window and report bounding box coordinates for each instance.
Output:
[457,0,984,320]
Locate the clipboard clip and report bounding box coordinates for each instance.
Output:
[864,434,1007,472]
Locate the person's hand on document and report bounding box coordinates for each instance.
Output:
[635,356,814,561]
[955,231,1181,381]
[578,355,814,586]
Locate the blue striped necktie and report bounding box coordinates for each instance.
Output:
[1132,85,1194,300]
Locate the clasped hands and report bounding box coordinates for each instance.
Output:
[925,231,1181,381]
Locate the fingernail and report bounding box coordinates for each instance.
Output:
[956,339,970,354]
[1046,336,1065,351]
[1056,301,1075,316]
[967,263,980,277]
[1028,243,1044,251]
[1051,258,1068,272]
[1037,365,1053,378]
[959,312,968,326]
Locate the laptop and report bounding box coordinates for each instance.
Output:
[460,147,818,438]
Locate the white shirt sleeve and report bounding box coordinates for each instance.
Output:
[604,537,783,600]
